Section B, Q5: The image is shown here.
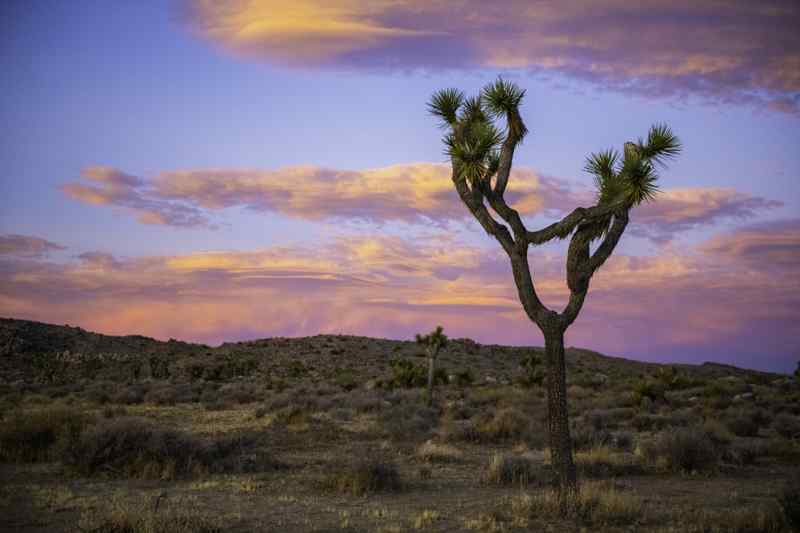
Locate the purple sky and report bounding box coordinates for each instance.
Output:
[1,0,798,372]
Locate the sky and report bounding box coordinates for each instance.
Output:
[1,0,798,372]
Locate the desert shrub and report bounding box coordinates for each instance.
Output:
[571,422,612,451]
[640,428,719,473]
[109,385,147,405]
[387,359,447,389]
[416,440,463,463]
[511,481,642,527]
[725,411,761,437]
[475,407,533,443]
[452,369,475,387]
[723,441,767,466]
[585,408,635,431]
[576,445,641,478]
[703,419,734,446]
[143,383,198,406]
[0,406,94,462]
[334,370,358,391]
[779,475,800,530]
[517,353,544,388]
[217,382,260,404]
[78,495,222,533]
[612,431,634,451]
[633,378,667,404]
[323,459,402,496]
[682,503,786,533]
[61,417,267,479]
[101,406,129,419]
[482,453,535,487]
[773,414,800,439]
[378,404,438,442]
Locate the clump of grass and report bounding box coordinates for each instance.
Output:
[474,407,532,443]
[482,453,535,487]
[510,481,642,527]
[78,495,223,533]
[0,406,94,462]
[575,445,640,477]
[416,440,463,463]
[323,459,402,496]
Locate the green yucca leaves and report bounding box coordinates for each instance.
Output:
[638,123,681,166]
[483,78,526,117]
[585,124,680,206]
[445,121,503,183]
[428,88,464,127]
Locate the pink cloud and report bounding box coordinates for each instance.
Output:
[183,0,800,113]
[62,163,780,242]
[0,234,65,258]
[1,225,798,371]
[61,166,211,228]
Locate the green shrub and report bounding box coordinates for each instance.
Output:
[517,353,544,387]
[452,369,475,387]
[0,406,94,462]
[334,370,358,391]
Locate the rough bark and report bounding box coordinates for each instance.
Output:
[543,327,577,510]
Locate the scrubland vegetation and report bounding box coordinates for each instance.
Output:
[1,318,799,531]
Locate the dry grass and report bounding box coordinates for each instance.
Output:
[482,453,535,487]
[510,481,643,527]
[78,495,223,533]
[415,440,463,463]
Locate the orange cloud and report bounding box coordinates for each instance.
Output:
[182,0,800,112]
[1,224,798,371]
[62,163,780,242]
[0,234,65,258]
[61,166,211,228]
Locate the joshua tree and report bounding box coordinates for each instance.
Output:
[416,326,448,406]
[428,79,680,504]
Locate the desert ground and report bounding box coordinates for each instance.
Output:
[1,317,798,532]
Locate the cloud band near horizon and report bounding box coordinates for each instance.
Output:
[1,219,798,372]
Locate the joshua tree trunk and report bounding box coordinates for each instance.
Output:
[427,351,435,407]
[543,327,577,508]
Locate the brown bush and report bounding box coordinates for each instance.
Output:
[0,406,94,462]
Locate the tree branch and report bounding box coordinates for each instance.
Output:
[451,170,516,255]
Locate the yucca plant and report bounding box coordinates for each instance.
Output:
[429,78,680,510]
[416,326,448,407]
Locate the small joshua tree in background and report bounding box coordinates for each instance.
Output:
[429,78,680,508]
[416,326,448,407]
[795,360,800,380]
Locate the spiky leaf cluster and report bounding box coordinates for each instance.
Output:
[584,124,681,207]
[428,88,464,128]
[483,78,528,139]
[441,96,503,183]
[430,79,528,184]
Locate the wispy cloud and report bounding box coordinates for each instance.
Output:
[0,234,65,258]
[61,166,212,228]
[184,0,800,113]
[62,163,781,243]
[1,223,798,371]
